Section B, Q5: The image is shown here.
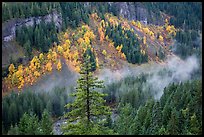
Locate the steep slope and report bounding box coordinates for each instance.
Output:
[2,11,180,95]
[2,2,201,96]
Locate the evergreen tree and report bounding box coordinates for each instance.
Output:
[62,55,114,135]
[189,113,200,135]
[114,103,134,135]
[84,48,96,71]
[166,108,180,135]
[18,112,41,135]
[150,101,162,134]
[41,109,53,135]
[23,40,32,59]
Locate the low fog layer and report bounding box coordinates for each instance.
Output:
[98,55,200,99]
[23,54,200,100]
[23,60,79,94]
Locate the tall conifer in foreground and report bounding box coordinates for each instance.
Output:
[62,55,114,135]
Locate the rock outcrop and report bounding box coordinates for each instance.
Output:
[108,2,165,26]
[2,10,62,42]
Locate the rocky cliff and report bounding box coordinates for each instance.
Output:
[2,10,62,42]
[109,2,165,25]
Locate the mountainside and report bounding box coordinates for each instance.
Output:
[2,2,202,135]
[2,11,178,94]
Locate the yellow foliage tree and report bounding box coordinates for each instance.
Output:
[17,65,23,76]
[29,62,36,73]
[35,58,41,69]
[105,35,109,40]
[84,36,90,45]
[143,27,150,34]
[57,60,62,71]
[77,38,84,45]
[121,53,126,59]
[63,39,71,52]
[101,20,105,28]
[159,35,164,42]
[52,51,57,63]
[91,13,99,20]
[165,18,169,28]
[166,25,171,32]
[57,45,63,54]
[81,25,89,32]
[166,25,176,36]
[65,39,71,46]
[102,50,107,56]
[95,57,99,68]
[89,31,95,40]
[150,31,154,36]
[45,61,52,72]
[98,27,105,42]
[34,71,40,78]
[9,64,15,74]
[63,50,69,60]
[47,53,52,61]
[11,73,18,86]
[137,21,141,29]
[18,79,24,90]
[116,45,123,53]
[75,65,80,72]
[143,36,146,45]
[64,32,69,39]
[132,20,136,26]
[109,41,114,47]
[39,53,44,62]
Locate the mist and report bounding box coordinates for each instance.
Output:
[98,55,200,99]
[23,59,79,94]
[22,54,200,100]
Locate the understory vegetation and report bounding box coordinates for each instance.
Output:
[2,72,202,135]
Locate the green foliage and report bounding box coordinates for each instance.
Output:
[174,30,201,60]
[114,103,135,135]
[7,109,53,135]
[113,79,202,135]
[83,48,96,71]
[41,110,53,135]
[158,47,165,60]
[59,2,90,29]
[62,55,114,135]
[166,108,180,135]
[2,87,68,133]
[189,113,200,134]
[16,21,59,53]
[91,2,119,18]
[18,113,41,135]
[2,2,61,22]
[144,2,202,31]
[105,23,148,64]
[103,74,153,110]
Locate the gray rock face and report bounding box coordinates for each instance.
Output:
[2,10,62,42]
[52,110,118,135]
[108,2,165,26]
[53,119,67,135]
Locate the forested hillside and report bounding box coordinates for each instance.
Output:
[2,2,202,135]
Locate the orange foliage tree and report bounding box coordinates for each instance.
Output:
[57,60,62,71]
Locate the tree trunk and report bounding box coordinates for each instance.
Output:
[86,66,90,126]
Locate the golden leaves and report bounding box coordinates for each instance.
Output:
[102,50,107,56]
[57,45,63,54]
[8,64,15,79]
[159,35,164,42]
[57,60,62,71]
[45,61,52,72]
